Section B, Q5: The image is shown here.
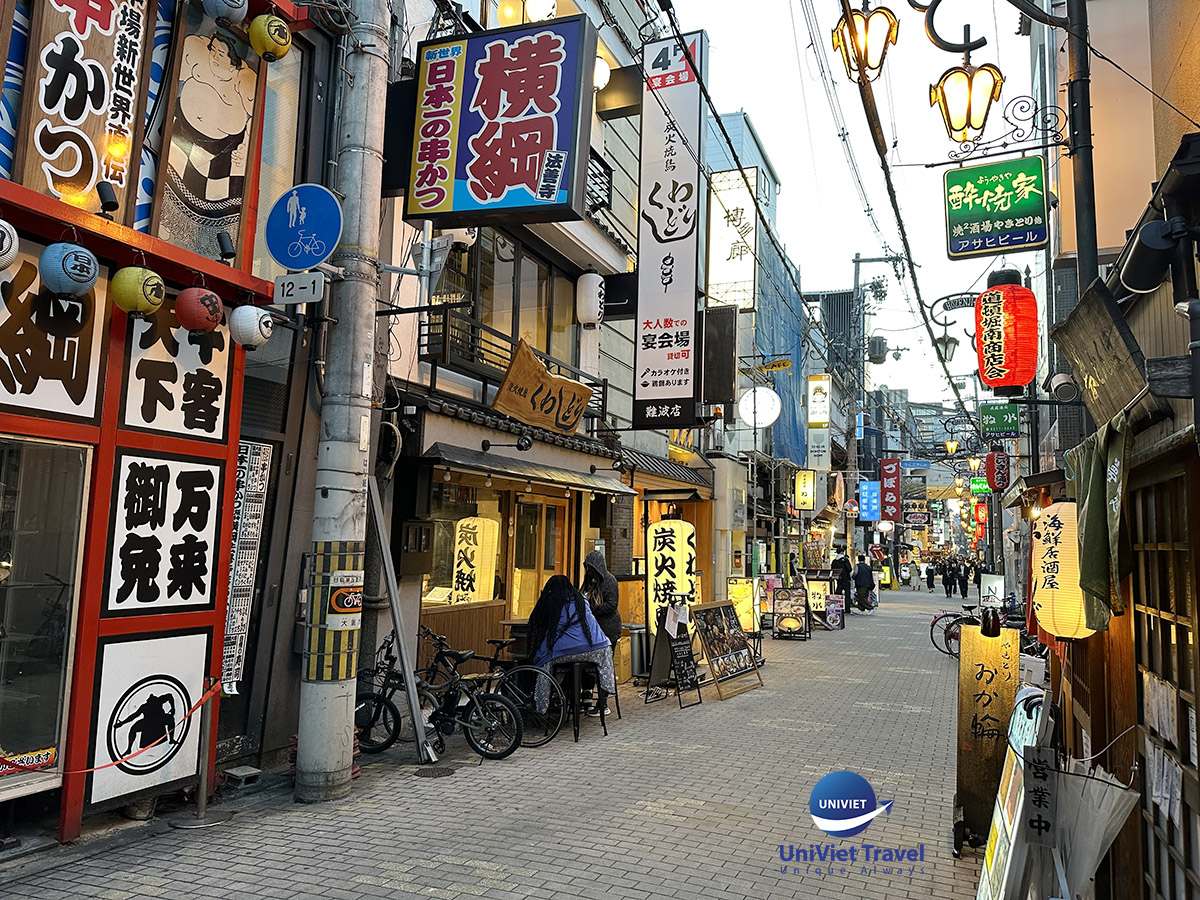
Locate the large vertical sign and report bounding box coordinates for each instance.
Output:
[793,469,816,511]
[880,458,901,521]
[223,441,272,692]
[901,474,928,525]
[859,480,880,521]
[16,0,152,217]
[806,373,831,472]
[944,156,1048,260]
[645,520,696,633]
[633,31,707,430]
[707,167,757,308]
[404,16,596,224]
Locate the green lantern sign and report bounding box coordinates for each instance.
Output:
[944,157,1049,260]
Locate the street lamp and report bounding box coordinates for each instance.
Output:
[933,329,959,363]
[930,62,1004,143]
[944,439,960,455]
[954,476,965,488]
[832,4,900,84]
[968,456,982,472]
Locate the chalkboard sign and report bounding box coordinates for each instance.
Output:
[692,600,763,700]
[646,605,702,709]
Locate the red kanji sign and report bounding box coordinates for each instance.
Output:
[880,458,901,522]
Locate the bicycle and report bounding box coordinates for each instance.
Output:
[287,231,326,259]
[354,629,522,760]
[942,596,1048,660]
[470,636,568,749]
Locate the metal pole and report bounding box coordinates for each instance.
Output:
[170,681,232,828]
[1064,0,1099,290]
[295,0,391,803]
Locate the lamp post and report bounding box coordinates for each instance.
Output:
[833,4,900,83]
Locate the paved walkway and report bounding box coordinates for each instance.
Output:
[1,586,982,900]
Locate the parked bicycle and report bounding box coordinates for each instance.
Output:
[468,636,568,748]
[354,629,522,760]
[933,596,1048,659]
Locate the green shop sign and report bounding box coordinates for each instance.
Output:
[980,402,1019,438]
[944,157,1049,260]
[970,477,992,495]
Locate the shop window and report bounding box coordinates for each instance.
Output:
[251,47,305,281]
[479,230,517,340]
[550,273,576,365]
[422,484,508,607]
[0,438,88,787]
[517,252,550,352]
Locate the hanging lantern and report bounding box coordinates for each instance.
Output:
[930,62,1004,143]
[39,243,99,296]
[230,305,273,350]
[201,0,247,25]
[111,266,166,318]
[975,269,1037,396]
[524,0,557,21]
[985,451,1011,491]
[1031,501,1094,640]
[176,287,224,333]
[974,502,988,525]
[832,5,899,83]
[250,14,292,62]
[0,219,18,271]
[576,272,604,329]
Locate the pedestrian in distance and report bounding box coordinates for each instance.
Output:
[958,563,970,599]
[942,560,957,598]
[926,562,936,592]
[581,549,621,717]
[831,546,852,604]
[974,561,985,599]
[851,554,875,615]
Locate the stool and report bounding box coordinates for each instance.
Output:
[550,661,607,742]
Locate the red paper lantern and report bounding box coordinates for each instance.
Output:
[974,522,985,539]
[985,451,1011,491]
[975,502,989,525]
[975,270,1037,395]
[176,287,223,333]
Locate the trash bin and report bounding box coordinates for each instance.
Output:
[627,624,648,677]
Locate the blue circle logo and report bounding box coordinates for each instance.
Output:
[809,771,892,837]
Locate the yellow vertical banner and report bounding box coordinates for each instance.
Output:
[646,520,696,634]
[451,516,499,604]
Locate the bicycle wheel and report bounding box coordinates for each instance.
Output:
[354,691,401,753]
[930,612,957,655]
[462,691,522,760]
[944,616,978,659]
[495,665,566,748]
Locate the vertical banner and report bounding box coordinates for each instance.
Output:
[806,373,831,472]
[880,458,901,521]
[450,516,499,604]
[645,519,697,633]
[707,167,757,308]
[633,31,707,429]
[859,480,880,521]
[223,441,272,692]
[957,624,1019,838]
[901,473,928,525]
[793,469,816,511]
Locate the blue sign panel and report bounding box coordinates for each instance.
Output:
[901,459,932,469]
[264,184,343,271]
[859,481,881,521]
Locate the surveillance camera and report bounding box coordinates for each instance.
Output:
[1049,373,1080,403]
[516,435,533,451]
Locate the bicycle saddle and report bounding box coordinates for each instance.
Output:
[962,605,978,613]
[443,649,475,663]
[486,638,516,648]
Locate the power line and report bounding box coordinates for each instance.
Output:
[1086,41,1200,131]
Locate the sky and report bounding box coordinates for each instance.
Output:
[674,0,1046,406]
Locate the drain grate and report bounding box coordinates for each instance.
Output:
[414,767,456,778]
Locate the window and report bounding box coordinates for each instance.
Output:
[478,230,516,338]
[422,484,508,607]
[251,47,305,281]
[517,251,550,351]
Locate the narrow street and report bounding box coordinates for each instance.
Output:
[0,588,981,900]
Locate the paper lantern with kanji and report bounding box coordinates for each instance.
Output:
[975,271,1038,396]
[1030,501,1094,639]
[176,287,223,333]
[985,451,1011,492]
[975,502,988,525]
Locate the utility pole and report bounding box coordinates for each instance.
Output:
[295,0,391,803]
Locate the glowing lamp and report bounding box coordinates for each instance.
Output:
[524,0,556,20]
[111,266,165,318]
[176,287,223,333]
[968,456,982,472]
[875,520,894,533]
[576,272,604,328]
[944,439,959,455]
[250,14,292,62]
[832,5,899,83]
[975,270,1038,396]
[1030,502,1094,639]
[930,62,1004,143]
[39,243,99,296]
[202,0,247,24]
[230,305,273,349]
[594,56,611,91]
[0,219,18,271]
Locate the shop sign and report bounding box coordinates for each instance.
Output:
[806,427,830,473]
[970,476,992,495]
[859,481,880,521]
[943,156,1048,260]
[222,441,272,692]
[491,338,592,435]
[902,474,927,525]
[645,520,697,631]
[985,450,1011,491]
[1030,501,1094,640]
[105,449,223,615]
[807,373,831,424]
[404,16,596,224]
[632,31,706,430]
[0,243,110,423]
[957,624,1018,838]
[980,402,1019,438]
[707,167,757,308]
[451,516,499,604]
[793,469,816,511]
[17,0,151,216]
[89,629,208,806]
[1021,746,1058,847]
[121,296,232,442]
[880,458,901,521]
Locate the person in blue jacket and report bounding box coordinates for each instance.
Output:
[526,574,615,715]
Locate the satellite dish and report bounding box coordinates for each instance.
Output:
[737,386,782,429]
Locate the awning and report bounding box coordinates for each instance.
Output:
[422,442,636,494]
[1000,469,1065,508]
[643,489,706,503]
[621,447,713,490]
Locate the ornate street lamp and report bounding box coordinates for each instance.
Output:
[832,4,900,83]
[933,328,959,363]
[930,62,1004,143]
[944,438,959,456]
[968,456,982,472]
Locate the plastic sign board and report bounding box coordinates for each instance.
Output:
[980,402,1020,438]
[708,168,758,308]
[265,184,343,271]
[880,458,901,522]
[794,469,816,511]
[404,16,597,225]
[971,476,992,495]
[859,481,881,521]
[807,374,832,425]
[944,156,1048,260]
[633,31,707,429]
[273,271,325,306]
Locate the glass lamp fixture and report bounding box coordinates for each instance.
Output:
[955,476,964,487]
[593,56,611,91]
[832,4,899,83]
[968,456,982,472]
[945,439,960,455]
[930,62,1004,143]
[933,330,959,363]
[524,0,556,21]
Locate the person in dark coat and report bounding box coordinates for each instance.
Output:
[925,562,936,592]
[958,563,970,599]
[941,560,957,598]
[831,547,852,601]
[582,550,622,716]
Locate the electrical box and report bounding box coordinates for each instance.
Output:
[399,521,434,576]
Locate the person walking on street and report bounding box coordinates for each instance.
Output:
[958,562,970,599]
[941,560,956,598]
[974,562,985,599]
[851,554,875,615]
[925,562,936,592]
[832,546,852,604]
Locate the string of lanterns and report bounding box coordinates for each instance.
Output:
[199,0,292,62]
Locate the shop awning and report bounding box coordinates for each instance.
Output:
[1000,469,1065,508]
[643,489,706,503]
[422,442,636,494]
[621,447,714,495]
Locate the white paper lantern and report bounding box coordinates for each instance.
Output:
[525,0,556,21]
[576,271,604,328]
[39,243,99,296]
[1031,501,1095,640]
[201,0,247,24]
[0,219,18,271]
[230,305,273,350]
[593,56,611,91]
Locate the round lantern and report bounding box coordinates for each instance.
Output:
[576,271,604,329]
[985,450,1011,492]
[176,287,223,333]
[39,243,99,296]
[201,0,247,24]
[975,502,988,525]
[1030,501,1095,640]
[975,269,1038,396]
[230,305,273,350]
[0,219,18,271]
[250,15,292,62]
[111,266,166,318]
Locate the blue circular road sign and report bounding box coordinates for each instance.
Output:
[264,184,343,271]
